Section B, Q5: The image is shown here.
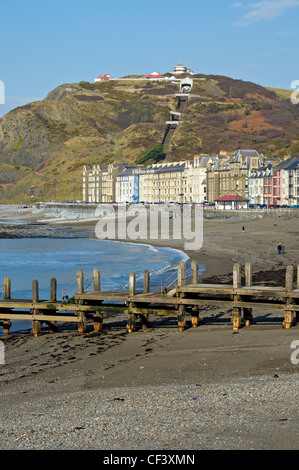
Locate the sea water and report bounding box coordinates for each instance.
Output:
[0,238,203,334]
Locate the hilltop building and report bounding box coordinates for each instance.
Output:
[173,63,195,75]
[94,74,113,82]
[145,72,164,80]
[93,63,195,83]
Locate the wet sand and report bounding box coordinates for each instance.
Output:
[0,207,298,450]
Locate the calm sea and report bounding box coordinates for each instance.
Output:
[0,238,203,334]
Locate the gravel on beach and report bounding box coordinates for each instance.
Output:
[1,372,298,450]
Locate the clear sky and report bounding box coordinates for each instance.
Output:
[1,0,299,117]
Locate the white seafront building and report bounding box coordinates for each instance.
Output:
[83,156,213,205]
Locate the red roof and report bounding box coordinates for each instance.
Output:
[145,72,164,78]
[215,195,249,202]
[96,74,113,79]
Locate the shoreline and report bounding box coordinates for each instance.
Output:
[1,203,298,279]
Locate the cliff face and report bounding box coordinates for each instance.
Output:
[0,75,298,202]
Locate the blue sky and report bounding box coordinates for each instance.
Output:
[0,0,299,117]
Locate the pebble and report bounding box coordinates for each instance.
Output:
[0,373,298,450]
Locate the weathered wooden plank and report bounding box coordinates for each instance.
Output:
[236,287,287,297]
[124,307,178,316]
[177,285,233,295]
[233,301,285,309]
[0,313,81,322]
[0,301,104,312]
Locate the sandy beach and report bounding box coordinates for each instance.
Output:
[0,205,298,450]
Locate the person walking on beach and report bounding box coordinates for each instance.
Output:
[277,243,282,254]
[281,242,285,254]
[242,226,245,233]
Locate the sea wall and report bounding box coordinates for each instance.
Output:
[35,202,299,223]
[203,208,299,222]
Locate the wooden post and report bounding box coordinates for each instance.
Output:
[32,317,41,337]
[141,270,150,330]
[233,263,242,289]
[127,302,136,333]
[245,262,252,287]
[191,260,198,284]
[177,262,186,287]
[243,308,253,327]
[232,263,242,330]
[129,272,136,296]
[140,313,149,330]
[31,282,41,336]
[3,277,12,334]
[50,278,57,302]
[76,270,84,294]
[143,270,150,294]
[78,311,86,334]
[49,279,58,333]
[244,263,253,325]
[283,265,294,329]
[32,280,39,303]
[232,307,242,330]
[191,306,199,328]
[4,277,11,300]
[93,269,101,292]
[178,305,186,332]
[2,319,11,335]
[93,311,103,332]
[285,265,293,292]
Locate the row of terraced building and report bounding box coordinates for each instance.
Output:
[82,150,299,207]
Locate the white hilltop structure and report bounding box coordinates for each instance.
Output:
[180,77,193,92]
[93,63,196,83]
[173,63,196,75]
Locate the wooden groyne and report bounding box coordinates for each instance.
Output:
[0,261,298,337]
